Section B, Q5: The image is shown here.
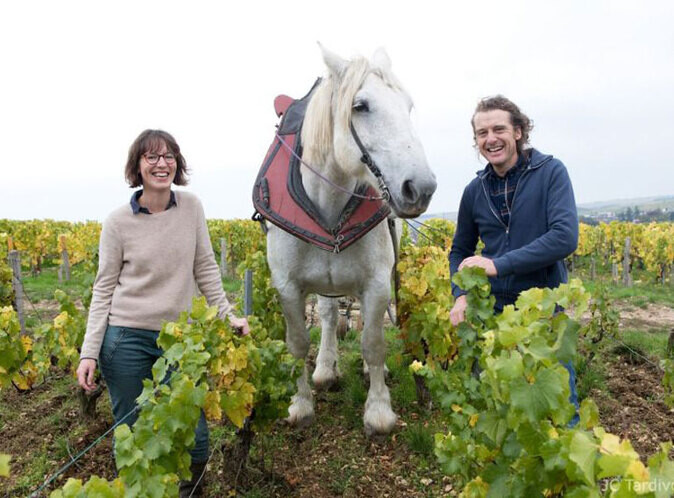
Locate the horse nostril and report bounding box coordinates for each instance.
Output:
[401,180,418,204]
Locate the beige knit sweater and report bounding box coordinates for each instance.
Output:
[80,191,234,360]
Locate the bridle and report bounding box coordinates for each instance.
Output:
[274,120,390,202]
[349,122,391,202]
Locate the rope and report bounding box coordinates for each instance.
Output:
[29,403,142,497]
[186,446,216,498]
[275,133,385,201]
[603,334,665,373]
[29,357,215,496]
[22,287,44,325]
[406,218,453,237]
[403,219,445,247]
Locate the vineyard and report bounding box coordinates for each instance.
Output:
[1,219,674,496]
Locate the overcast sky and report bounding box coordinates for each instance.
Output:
[1,0,672,222]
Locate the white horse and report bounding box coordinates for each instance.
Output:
[267,46,436,436]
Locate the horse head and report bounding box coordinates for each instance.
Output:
[303,45,437,218]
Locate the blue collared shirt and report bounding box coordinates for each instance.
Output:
[130,190,177,214]
[486,153,527,227]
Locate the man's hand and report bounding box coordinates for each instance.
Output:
[450,295,468,326]
[229,316,251,336]
[458,256,498,277]
[77,358,98,392]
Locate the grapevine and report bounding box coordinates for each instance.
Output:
[50,297,299,497]
[0,306,30,389]
[408,267,674,496]
[236,250,285,341]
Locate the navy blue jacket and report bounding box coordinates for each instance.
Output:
[449,148,578,309]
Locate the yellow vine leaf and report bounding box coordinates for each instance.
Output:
[204,391,222,421]
[21,335,33,353]
[53,311,69,329]
[0,454,10,477]
[11,372,32,391]
[626,459,650,482]
[229,344,249,371]
[224,382,256,428]
[409,360,424,373]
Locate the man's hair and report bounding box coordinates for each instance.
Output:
[125,129,189,188]
[471,95,533,155]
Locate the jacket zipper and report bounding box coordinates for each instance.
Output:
[507,167,531,232]
[480,166,532,235]
[480,177,508,232]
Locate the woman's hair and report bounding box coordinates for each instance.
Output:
[125,129,189,188]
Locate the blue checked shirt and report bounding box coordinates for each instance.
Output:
[486,153,527,227]
[130,190,177,214]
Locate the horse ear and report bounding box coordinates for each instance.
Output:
[319,42,347,79]
[371,47,392,71]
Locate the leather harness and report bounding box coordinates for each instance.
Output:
[252,79,392,253]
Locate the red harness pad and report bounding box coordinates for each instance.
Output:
[252,81,391,253]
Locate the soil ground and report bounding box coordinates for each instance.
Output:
[616,300,674,331]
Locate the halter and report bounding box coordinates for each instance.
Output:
[349,121,391,202]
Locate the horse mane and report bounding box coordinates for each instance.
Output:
[301,56,406,166]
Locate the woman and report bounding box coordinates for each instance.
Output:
[76,129,249,496]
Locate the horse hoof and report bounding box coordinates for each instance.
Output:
[312,365,341,391]
[286,412,314,429]
[313,376,341,392]
[286,398,315,428]
[363,403,397,436]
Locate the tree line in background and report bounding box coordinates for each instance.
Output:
[580,205,674,225]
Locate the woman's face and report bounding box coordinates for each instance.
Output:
[138,141,177,192]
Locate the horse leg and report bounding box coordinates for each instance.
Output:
[312,296,341,390]
[281,288,314,428]
[363,357,389,382]
[361,288,397,436]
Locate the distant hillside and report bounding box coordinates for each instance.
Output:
[576,195,674,217]
[419,211,457,222]
[422,195,674,222]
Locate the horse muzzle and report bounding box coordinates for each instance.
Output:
[388,175,437,218]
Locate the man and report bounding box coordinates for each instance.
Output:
[448,95,579,419]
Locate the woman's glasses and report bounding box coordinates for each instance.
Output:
[143,153,176,165]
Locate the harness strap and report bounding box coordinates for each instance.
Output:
[387,217,399,326]
[350,122,391,202]
[275,133,385,202]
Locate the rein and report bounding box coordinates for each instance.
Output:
[274,122,390,202]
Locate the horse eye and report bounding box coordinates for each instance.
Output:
[353,101,369,113]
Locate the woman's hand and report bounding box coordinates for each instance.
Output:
[77,358,98,392]
[229,316,251,336]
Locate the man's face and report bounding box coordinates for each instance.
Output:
[473,109,522,173]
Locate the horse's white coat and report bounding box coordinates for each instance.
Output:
[267,47,436,435]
